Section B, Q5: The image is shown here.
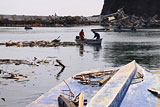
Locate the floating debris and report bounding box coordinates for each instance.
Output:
[55,67,65,80]
[147,88,160,98]
[99,75,111,86]
[56,59,65,68]
[0,40,85,47]
[1,98,5,102]
[0,58,54,66]
[2,72,32,79]
[73,69,118,85]
[132,71,144,84]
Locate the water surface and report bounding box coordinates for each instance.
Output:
[0,26,160,107]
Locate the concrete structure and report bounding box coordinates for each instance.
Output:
[0,14,56,21]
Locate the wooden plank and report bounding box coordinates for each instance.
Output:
[56,59,65,68]
[78,93,84,107]
[99,75,111,86]
[147,88,160,97]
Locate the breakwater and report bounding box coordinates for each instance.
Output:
[0,15,100,27]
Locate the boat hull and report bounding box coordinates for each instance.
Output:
[75,38,102,45]
[87,60,137,107]
[28,61,160,107]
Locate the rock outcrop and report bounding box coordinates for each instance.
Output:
[101,0,160,17]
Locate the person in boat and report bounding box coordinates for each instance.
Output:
[79,29,85,40]
[92,30,100,39]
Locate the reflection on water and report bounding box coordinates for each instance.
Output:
[79,45,84,56]
[103,41,160,68]
[79,44,102,57]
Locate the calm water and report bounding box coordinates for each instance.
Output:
[0,26,160,107]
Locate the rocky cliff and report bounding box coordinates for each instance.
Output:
[101,0,160,17]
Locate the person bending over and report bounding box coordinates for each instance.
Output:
[92,31,100,39]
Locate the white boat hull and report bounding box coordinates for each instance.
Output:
[75,38,102,45]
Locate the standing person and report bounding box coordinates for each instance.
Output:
[92,31,100,39]
[79,29,85,40]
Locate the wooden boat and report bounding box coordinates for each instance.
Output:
[91,27,136,32]
[75,38,102,45]
[91,28,114,32]
[28,60,160,107]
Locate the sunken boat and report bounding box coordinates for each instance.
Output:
[28,60,160,107]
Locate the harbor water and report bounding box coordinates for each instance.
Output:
[0,26,160,107]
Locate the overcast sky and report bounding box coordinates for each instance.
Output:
[0,0,104,16]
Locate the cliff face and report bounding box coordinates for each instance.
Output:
[101,0,160,17]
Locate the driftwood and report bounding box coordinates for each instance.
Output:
[0,59,29,65]
[78,93,84,107]
[147,88,160,98]
[133,72,144,79]
[1,98,5,102]
[99,75,111,86]
[73,69,118,80]
[2,40,84,48]
[2,72,31,79]
[56,59,65,68]
[78,80,99,85]
[63,80,74,100]
[56,67,65,80]
[0,58,54,66]
[131,71,144,84]
[73,69,118,86]
[136,72,144,79]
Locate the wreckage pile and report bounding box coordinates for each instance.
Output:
[101,8,160,29]
[0,57,66,79]
[73,68,144,86]
[73,69,118,86]
[0,40,83,47]
[0,58,51,66]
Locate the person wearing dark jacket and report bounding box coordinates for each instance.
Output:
[92,31,100,39]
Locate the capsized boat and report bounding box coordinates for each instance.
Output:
[28,60,160,107]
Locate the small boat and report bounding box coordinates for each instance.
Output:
[91,27,137,32]
[75,37,102,45]
[24,26,32,30]
[91,28,114,32]
[28,60,160,107]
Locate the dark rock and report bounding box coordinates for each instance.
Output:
[101,0,160,17]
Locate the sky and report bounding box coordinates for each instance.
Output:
[0,0,104,16]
